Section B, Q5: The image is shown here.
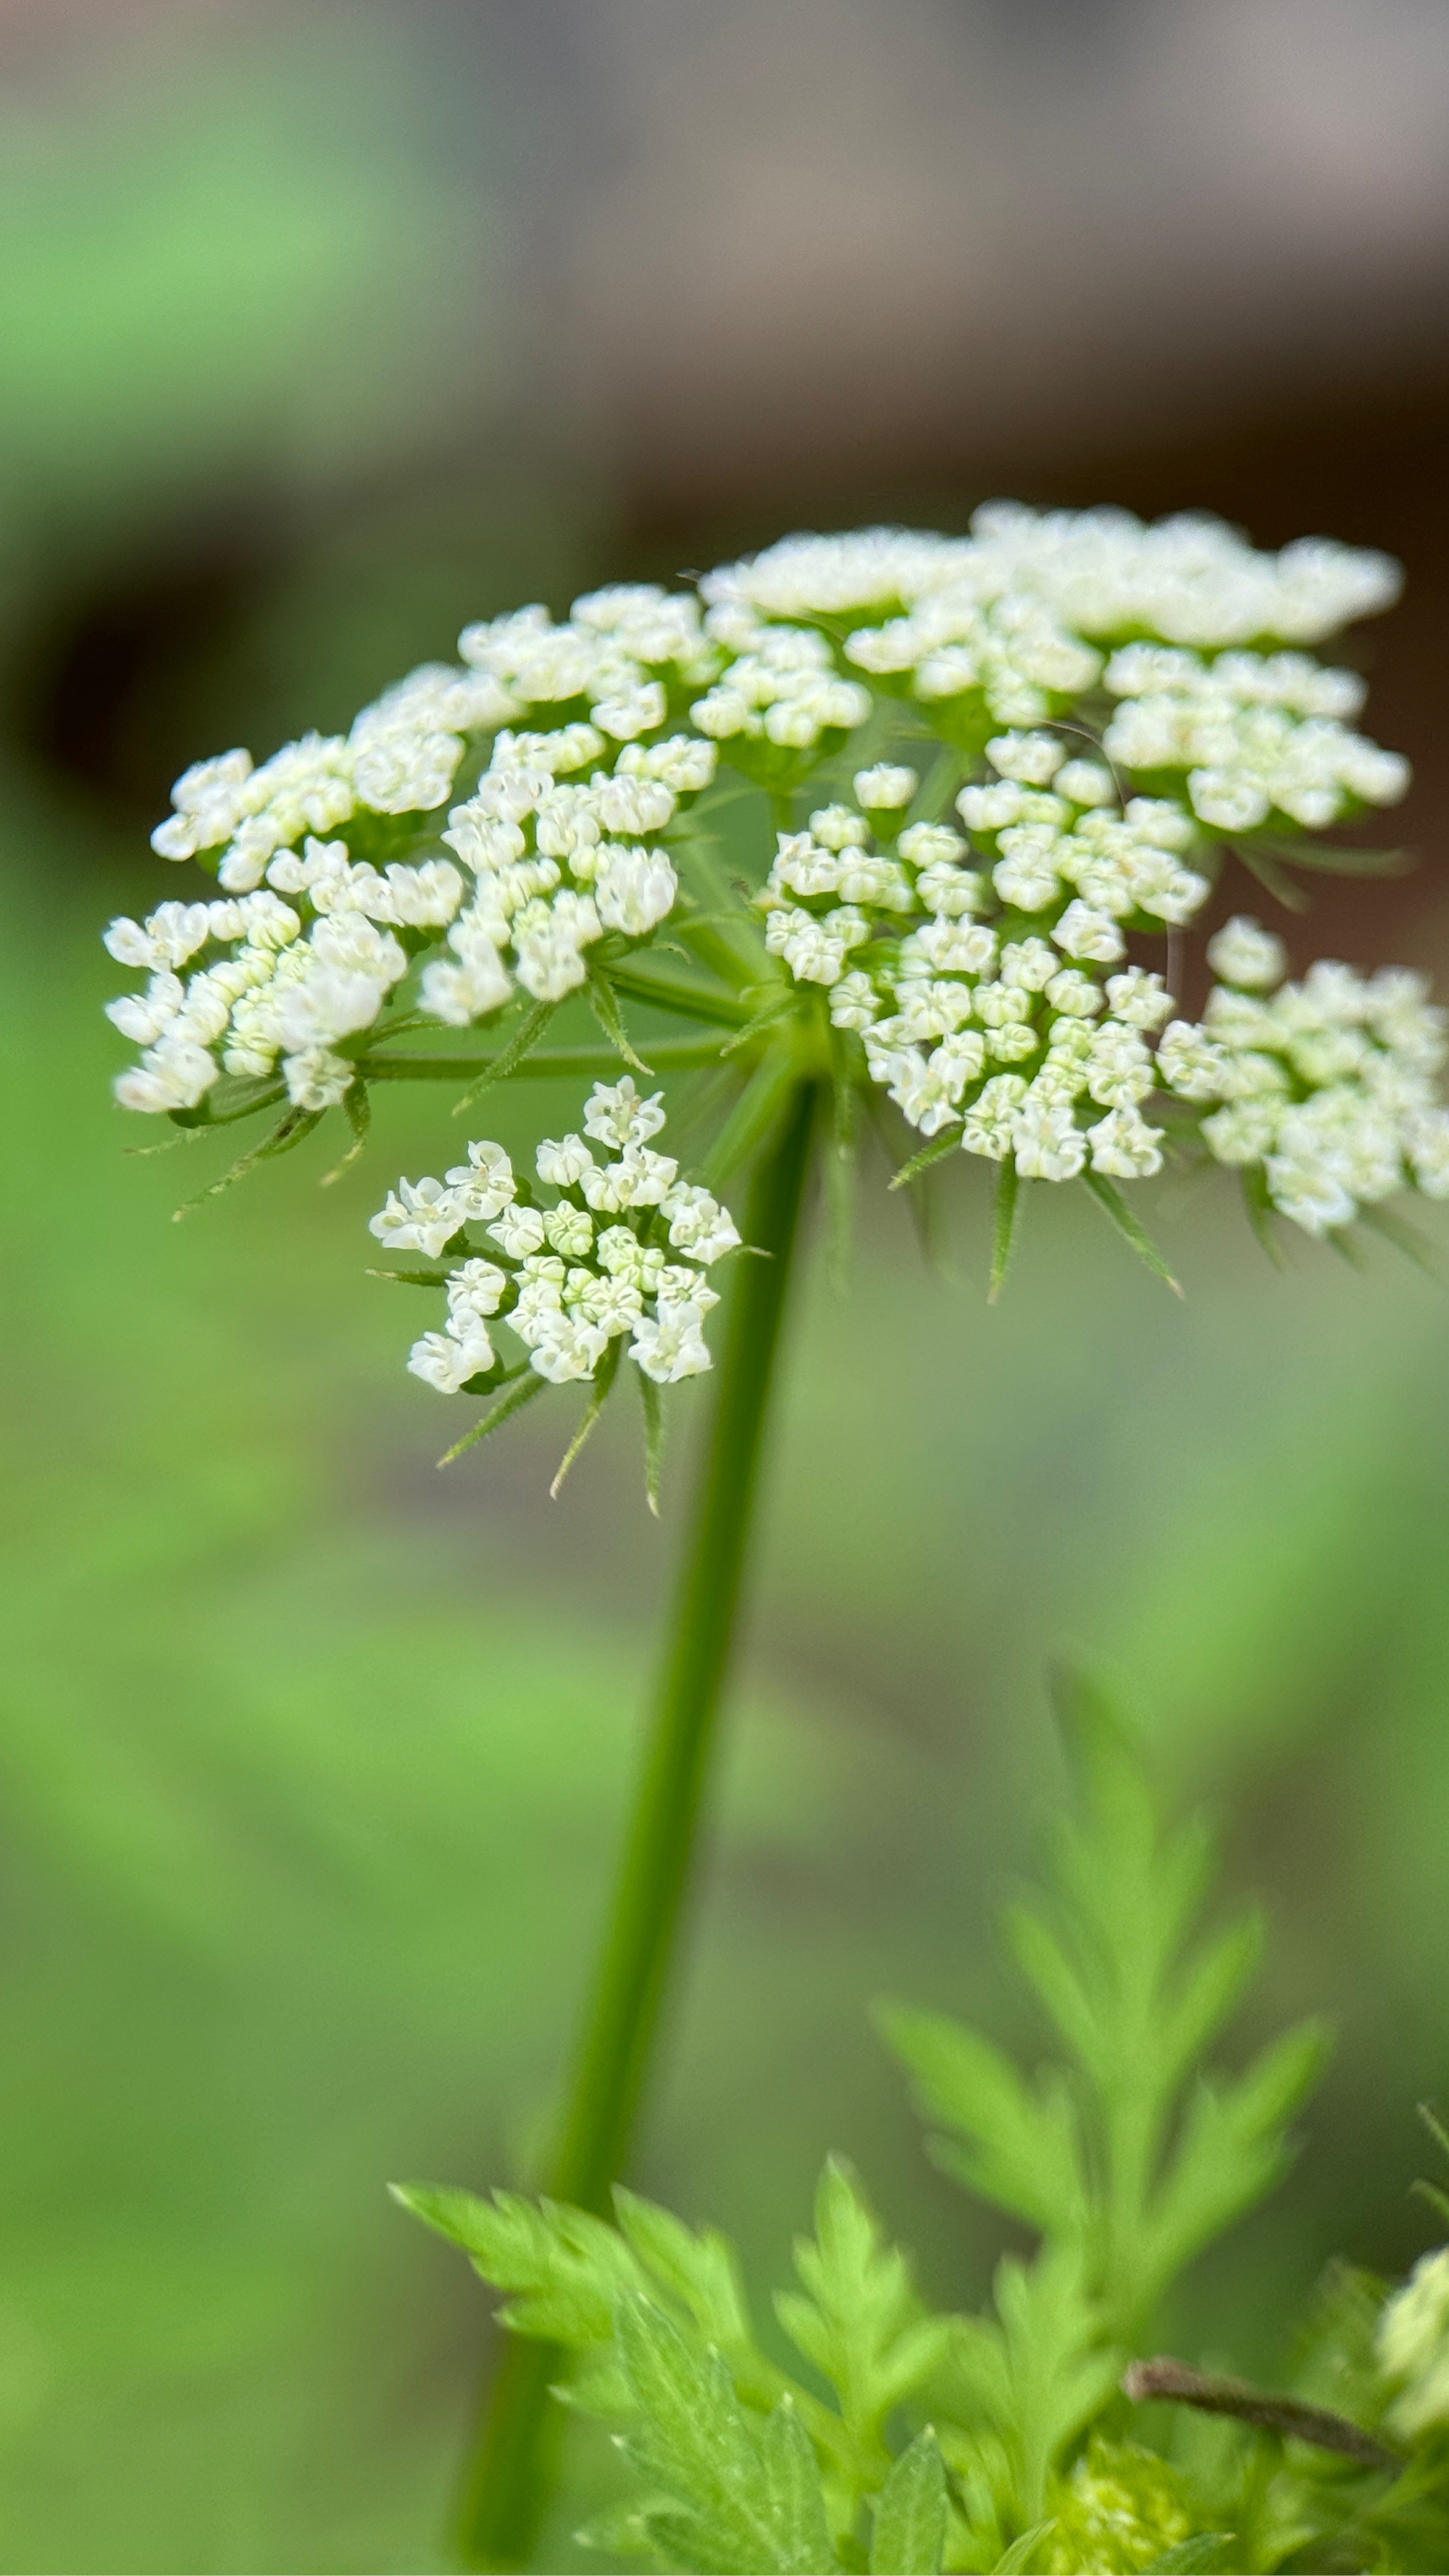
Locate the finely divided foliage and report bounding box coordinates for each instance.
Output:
[399,1684,1449,2572]
[106,507,1448,1475]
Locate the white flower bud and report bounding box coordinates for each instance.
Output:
[1206,915,1287,990]
[853,764,916,811]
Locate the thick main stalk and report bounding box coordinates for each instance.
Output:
[459,1081,819,2570]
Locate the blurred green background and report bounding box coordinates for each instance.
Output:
[4,4,1449,2567]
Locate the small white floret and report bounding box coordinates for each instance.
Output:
[1012,1101,1087,1182]
[409,1328,494,1394]
[536,1133,597,1189]
[853,764,917,810]
[1053,902,1126,963]
[661,1184,740,1263]
[582,1079,667,1150]
[488,1203,548,1258]
[370,1176,464,1260]
[1086,1107,1164,1177]
[630,1300,712,1383]
[1206,916,1287,990]
[985,731,1066,785]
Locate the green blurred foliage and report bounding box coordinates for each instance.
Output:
[0,12,509,524]
[1,15,1447,2565]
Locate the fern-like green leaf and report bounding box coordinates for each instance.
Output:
[1134,2022,1332,2312]
[613,2186,789,2417]
[869,2429,948,2574]
[775,2159,951,2478]
[876,2007,1087,2241]
[391,2183,642,2347]
[760,2396,840,2575]
[886,1668,1329,2354]
[615,2293,838,2575]
[945,2245,1120,2525]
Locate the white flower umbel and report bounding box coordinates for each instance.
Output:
[754,759,1202,1182]
[1156,937,1449,1234]
[111,582,727,1111]
[369,1084,739,1398]
[110,508,1449,1264]
[1101,644,1408,834]
[710,505,1435,1239]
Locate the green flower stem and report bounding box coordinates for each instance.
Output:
[355,1037,732,1083]
[459,1077,820,2572]
[603,958,753,1025]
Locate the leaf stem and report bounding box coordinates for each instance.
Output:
[1122,2359,1400,2473]
[457,1080,820,2569]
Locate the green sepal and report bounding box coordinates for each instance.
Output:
[824,1038,860,1291]
[988,1160,1021,1304]
[449,998,557,1115]
[172,1103,324,1218]
[550,1338,623,1500]
[321,1080,371,1185]
[1227,842,1311,913]
[869,2430,948,2574]
[1081,1171,1183,1296]
[1325,1224,1371,1273]
[917,694,995,761]
[167,1072,285,1129]
[1239,1163,1287,1266]
[720,986,799,1057]
[1358,1201,1445,1282]
[436,1364,548,1467]
[714,725,859,800]
[639,1369,665,1518]
[890,1127,963,1193]
[122,1125,207,1158]
[1248,832,1411,879]
[661,775,761,833]
[585,968,656,1078]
